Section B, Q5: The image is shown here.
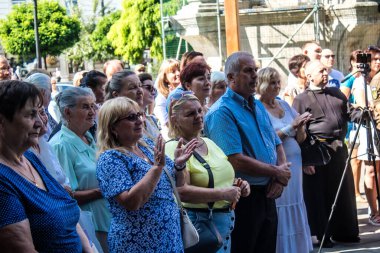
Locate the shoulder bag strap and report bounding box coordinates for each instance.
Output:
[163,166,183,209]
[192,150,215,210]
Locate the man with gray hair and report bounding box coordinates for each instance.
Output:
[204,51,291,253]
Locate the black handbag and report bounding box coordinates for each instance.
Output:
[300,126,331,166]
[185,151,223,253]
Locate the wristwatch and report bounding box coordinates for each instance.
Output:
[174,162,186,171]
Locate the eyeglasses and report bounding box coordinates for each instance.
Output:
[142,84,156,93]
[323,54,335,59]
[115,112,144,123]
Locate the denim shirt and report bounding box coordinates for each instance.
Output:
[204,88,281,185]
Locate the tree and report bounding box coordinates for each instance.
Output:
[108,0,162,64]
[0,1,80,62]
[90,11,121,62]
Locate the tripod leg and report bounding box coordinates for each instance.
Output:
[367,113,380,215]
[317,115,364,253]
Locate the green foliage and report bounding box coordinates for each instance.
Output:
[90,11,121,61]
[0,1,81,58]
[108,0,162,64]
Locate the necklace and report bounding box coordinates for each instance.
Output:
[126,145,152,164]
[15,159,39,187]
[261,99,285,118]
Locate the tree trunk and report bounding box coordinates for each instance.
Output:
[43,56,47,70]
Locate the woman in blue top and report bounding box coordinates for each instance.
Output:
[0,80,92,252]
[96,97,197,253]
[49,87,111,252]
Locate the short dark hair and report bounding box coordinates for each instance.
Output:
[288,54,310,76]
[0,80,42,121]
[180,51,204,70]
[180,62,211,90]
[138,72,153,83]
[80,70,107,89]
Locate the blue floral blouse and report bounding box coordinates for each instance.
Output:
[96,139,183,253]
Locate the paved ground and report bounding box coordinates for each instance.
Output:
[311,197,380,253]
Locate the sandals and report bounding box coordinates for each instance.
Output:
[369,214,380,226]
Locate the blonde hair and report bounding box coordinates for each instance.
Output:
[157,59,180,98]
[168,93,201,139]
[256,67,280,95]
[97,97,144,156]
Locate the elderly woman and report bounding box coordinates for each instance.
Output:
[80,70,108,106]
[0,80,92,252]
[49,87,111,253]
[96,97,197,252]
[257,67,312,253]
[25,73,58,139]
[138,72,160,140]
[154,59,180,139]
[207,71,227,108]
[166,93,250,253]
[104,70,143,106]
[30,106,70,188]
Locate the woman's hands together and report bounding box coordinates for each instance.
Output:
[292,112,312,129]
[173,138,198,167]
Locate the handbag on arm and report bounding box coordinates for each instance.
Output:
[163,166,199,249]
[185,150,224,253]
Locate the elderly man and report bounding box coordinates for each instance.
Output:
[103,59,124,80]
[293,60,359,247]
[204,51,291,253]
[0,56,11,81]
[320,48,344,88]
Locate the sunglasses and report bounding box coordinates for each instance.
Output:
[170,91,194,102]
[115,112,144,124]
[323,54,335,59]
[142,84,156,93]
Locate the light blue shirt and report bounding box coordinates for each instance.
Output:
[49,125,111,232]
[204,88,281,185]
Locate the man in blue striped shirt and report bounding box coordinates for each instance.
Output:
[204,51,291,253]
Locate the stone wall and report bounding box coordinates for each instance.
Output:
[172,0,380,83]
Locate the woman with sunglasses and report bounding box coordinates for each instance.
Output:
[138,73,160,140]
[96,97,197,252]
[49,87,111,252]
[166,93,250,253]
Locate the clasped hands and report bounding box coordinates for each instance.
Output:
[267,162,291,199]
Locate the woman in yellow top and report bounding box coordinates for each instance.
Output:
[166,93,250,253]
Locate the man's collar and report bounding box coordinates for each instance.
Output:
[227,88,255,108]
[308,83,325,90]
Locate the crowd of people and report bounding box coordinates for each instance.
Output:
[0,43,380,253]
